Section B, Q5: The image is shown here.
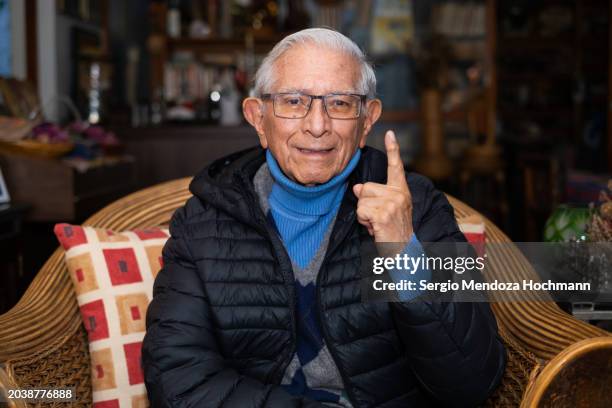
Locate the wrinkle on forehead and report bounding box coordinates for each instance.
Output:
[276,87,360,94]
[270,44,361,94]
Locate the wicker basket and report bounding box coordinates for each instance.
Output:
[0,139,74,158]
[0,117,36,143]
[0,95,82,158]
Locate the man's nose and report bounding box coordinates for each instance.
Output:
[303,99,330,138]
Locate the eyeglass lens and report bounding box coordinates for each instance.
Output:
[273,93,361,119]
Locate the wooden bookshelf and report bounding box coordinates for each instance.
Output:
[167,36,282,54]
[381,108,467,123]
[147,2,287,102]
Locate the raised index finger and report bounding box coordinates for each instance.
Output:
[385,130,407,188]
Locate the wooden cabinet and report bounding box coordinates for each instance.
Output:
[117,125,259,188]
[0,152,136,222]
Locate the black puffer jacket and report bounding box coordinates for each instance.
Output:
[142,146,506,408]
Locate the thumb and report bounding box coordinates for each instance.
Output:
[353,183,363,198]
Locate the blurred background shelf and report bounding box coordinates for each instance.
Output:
[167,36,283,53]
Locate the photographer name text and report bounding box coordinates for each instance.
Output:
[372,279,591,292]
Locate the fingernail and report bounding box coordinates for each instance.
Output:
[387,130,396,142]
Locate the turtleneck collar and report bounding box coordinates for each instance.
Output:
[266,149,361,217]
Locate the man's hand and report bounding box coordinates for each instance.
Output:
[353,131,414,253]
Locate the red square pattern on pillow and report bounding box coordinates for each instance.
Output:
[54,223,88,250]
[131,306,140,320]
[133,228,168,240]
[80,299,109,342]
[103,248,143,286]
[124,341,144,385]
[93,400,120,408]
[463,231,485,244]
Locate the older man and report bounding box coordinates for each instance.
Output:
[142,28,505,407]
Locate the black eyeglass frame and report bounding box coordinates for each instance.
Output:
[260,92,368,119]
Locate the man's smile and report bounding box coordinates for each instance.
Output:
[296,146,335,156]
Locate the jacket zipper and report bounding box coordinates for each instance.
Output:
[240,175,297,385]
[264,220,298,384]
[316,218,361,407]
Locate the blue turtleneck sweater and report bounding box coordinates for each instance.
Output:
[267,149,361,268]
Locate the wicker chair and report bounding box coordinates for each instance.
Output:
[0,177,610,407]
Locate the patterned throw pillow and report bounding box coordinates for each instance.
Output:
[54,223,169,408]
[457,215,486,256]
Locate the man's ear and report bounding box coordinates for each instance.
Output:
[243,97,268,148]
[358,98,382,148]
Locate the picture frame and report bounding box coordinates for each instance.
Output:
[0,167,10,204]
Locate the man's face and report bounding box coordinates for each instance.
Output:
[244,44,381,185]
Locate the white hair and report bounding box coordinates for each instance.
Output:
[253,28,377,98]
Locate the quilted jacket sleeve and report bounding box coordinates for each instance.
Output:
[390,175,506,407]
[142,205,322,408]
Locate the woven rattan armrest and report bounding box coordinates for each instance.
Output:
[0,248,93,406]
[0,248,82,362]
[521,336,612,407]
[0,363,28,408]
[446,196,611,361]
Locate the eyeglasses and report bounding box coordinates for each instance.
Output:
[261,92,367,119]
